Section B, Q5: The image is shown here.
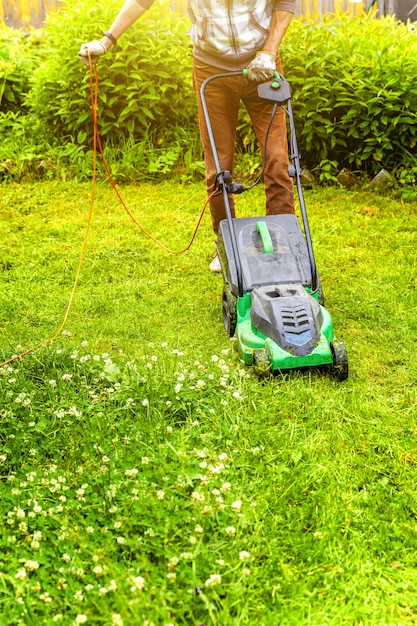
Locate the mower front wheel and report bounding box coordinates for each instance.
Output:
[253,349,272,378]
[222,285,237,337]
[330,341,348,381]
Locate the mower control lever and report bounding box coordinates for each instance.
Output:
[215,170,249,196]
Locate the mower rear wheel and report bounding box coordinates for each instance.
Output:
[222,285,237,337]
[330,341,348,381]
[253,349,272,378]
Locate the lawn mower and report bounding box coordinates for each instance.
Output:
[200,71,348,379]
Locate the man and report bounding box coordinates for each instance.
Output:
[79,0,296,271]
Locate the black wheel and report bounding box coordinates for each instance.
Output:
[253,349,272,378]
[222,285,237,337]
[330,341,348,381]
[317,283,325,307]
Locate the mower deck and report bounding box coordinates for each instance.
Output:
[218,215,347,379]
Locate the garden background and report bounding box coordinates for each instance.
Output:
[1,1,417,624]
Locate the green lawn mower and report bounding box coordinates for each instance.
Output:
[200,71,348,380]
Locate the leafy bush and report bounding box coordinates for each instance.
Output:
[280,13,417,175]
[3,9,417,181]
[0,28,46,112]
[28,0,197,147]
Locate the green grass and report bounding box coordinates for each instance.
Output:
[1,180,417,625]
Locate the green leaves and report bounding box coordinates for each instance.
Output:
[281,14,417,175]
[28,0,196,147]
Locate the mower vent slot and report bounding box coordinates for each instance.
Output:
[282,306,311,335]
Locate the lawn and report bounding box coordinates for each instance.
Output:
[1,180,417,625]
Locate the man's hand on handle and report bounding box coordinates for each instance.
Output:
[246,51,276,82]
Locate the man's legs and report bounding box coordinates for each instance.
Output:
[192,61,243,236]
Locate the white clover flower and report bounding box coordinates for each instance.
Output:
[111,615,123,626]
[15,568,27,581]
[74,616,87,625]
[208,463,224,475]
[131,576,145,591]
[231,500,242,512]
[98,587,108,596]
[191,491,205,503]
[93,565,103,576]
[218,452,228,462]
[167,572,177,583]
[239,551,250,561]
[194,525,203,534]
[242,567,251,576]
[225,526,236,537]
[196,379,205,388]
[49,379,57,387]
[116,536,126,545]
[125,468,138,478]
[220,482,231,493]
[174,383,182,394]
[168,556,179,570]
[142,399,149,407]
[24,560,40,571]
[141,457,150,465]
[205,573,222,587]
[74,590,84,602]
[156,490,165,500]
[15,507,25,519]
[62,374,73,381]
[40,592,52,604]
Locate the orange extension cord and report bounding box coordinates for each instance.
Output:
[0,58,212,368]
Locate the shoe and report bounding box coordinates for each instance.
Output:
[209,255,222,272]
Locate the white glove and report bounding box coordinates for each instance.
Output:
[78,40,106,67]
[246,51,276,82]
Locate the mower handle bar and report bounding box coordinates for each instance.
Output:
[199,70,319,297]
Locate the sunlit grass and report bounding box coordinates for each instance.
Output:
[1,181,417,624]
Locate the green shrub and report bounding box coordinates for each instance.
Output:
[28,0,197,148]
[280,13,417,175]
[0,28,46,112]
[3,9,417,181]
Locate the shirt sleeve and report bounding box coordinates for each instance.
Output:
[272,0,296,12]
[135,0,155,9]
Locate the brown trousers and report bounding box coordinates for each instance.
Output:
[192,58,295,236]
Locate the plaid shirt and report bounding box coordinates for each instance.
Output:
[138,0,295,70]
